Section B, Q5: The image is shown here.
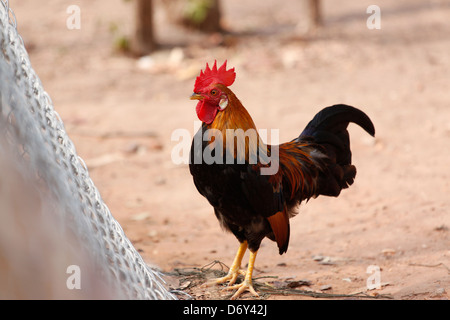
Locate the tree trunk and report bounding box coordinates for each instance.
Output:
[298,0,322,35]
[309,0,322,27]
[132,0,156,56]
[188,0,222,33]
[161,0,222,33]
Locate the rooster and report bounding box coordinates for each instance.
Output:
[189,61,375,299]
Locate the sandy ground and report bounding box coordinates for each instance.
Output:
[11,0,449,299]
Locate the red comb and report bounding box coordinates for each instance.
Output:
[194,60,236,92]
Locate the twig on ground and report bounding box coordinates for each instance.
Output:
[167,260,393,300]
[408,262,450,274]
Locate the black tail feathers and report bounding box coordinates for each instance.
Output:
[299,104,375,197]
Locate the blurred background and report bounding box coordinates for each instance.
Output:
[7,0,450,299]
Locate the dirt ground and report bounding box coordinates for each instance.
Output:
[12,0,449,299]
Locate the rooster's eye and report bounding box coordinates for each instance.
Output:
[210,89,218,96]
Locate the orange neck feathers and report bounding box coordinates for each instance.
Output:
[205,86,267,163]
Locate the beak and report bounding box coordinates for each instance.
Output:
[190,93,204,100]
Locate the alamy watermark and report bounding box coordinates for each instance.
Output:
[66,264,81,290]
[66,5,81,30]
[367,5,381,30]
[171,121,280,175]
[366,265,382,290]
[65,5,380,31]
[64,264,382,292]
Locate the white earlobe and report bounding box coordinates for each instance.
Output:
[219,96,228,110]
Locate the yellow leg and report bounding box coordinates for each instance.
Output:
[214,241,248,286]
[225,250,259,300]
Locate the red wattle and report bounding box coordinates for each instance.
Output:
[196,100,218,124]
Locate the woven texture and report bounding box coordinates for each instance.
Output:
[0,1,175,299]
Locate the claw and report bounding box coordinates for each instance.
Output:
[208,241,248,287]
[202,268,245,288]
[223,250,259,299]
[207,242,260,299]
[216,269,246,286]
[225,279,259,300]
